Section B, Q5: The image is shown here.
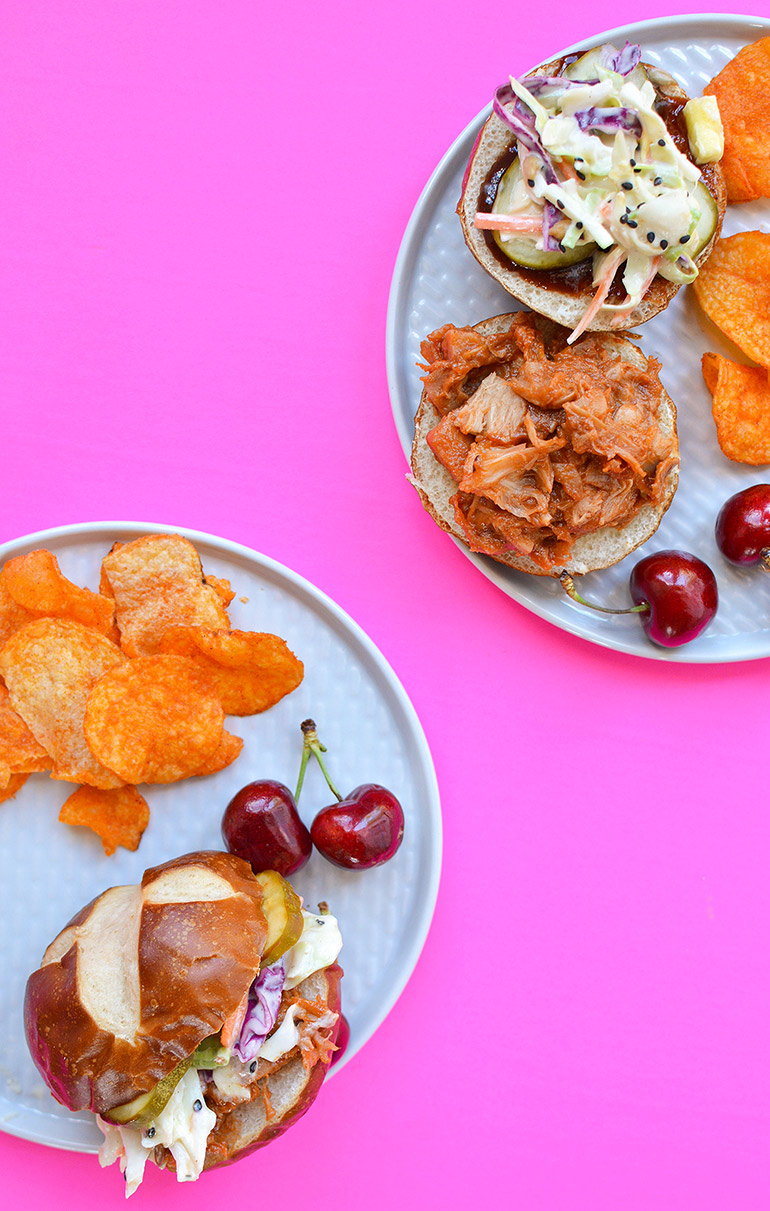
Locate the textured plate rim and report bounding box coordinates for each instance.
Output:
[386,13,770,665]
[0,519,442,1150]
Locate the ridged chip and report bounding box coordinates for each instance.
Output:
[0,619,126,788]
[705,38,770,203]
[0,684,50,788]
[205,574,235,607]
[0,772,29,805]
[157,626,304,715]
[195,728,244,776]
[0,571,35,649]
[702,352,770,463]
[59,785,150,855]
[84,654,224,784]
[692,232,770,367]
[2,549,115,636]
[101,534,231,657]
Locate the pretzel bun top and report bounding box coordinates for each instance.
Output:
[24,851,268,1116]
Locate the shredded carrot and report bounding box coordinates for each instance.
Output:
[474,213,543,233]
[259,1078,275,1122]
[568,247,627,344]
[220,987,250,1050]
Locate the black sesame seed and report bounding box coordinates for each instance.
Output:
[575,156,583,162]
[658,138,666,146]
[647,231,655,243]
[527,179,535,187]
[634,166,642,173]
[576,221,583,229]
[627,220,638,228]
[576,170,586,181]
[193,1099,202,1112]
[680,234,691,244]
[630,158,636,167]
[622,181,633,190]
[147,1127,156,1138]
[660,239,668,249]
[556,200,564,209]
[249,1061,257,1073]
[619,213,628,224]
[654,176,662,186]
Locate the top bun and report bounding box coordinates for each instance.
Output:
[24,851,268,1115]
[458,54,727,332]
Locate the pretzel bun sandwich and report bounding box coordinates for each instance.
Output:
[410,311,679,576]
[24,851,343,1195]
[459,42,726,339]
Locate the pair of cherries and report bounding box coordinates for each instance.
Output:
[222,719,404,875]
[561,484,770,648]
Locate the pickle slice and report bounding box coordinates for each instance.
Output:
[105,1032,227,1127]
[491,159,595,270]
[689,181,719,257]
[106,1052,196,1126]
[255,870,304,965]
[563,47,648,89]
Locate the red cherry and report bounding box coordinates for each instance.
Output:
[311,784,405,870]
[330,1013,350,1067]
[715,484,770,568]
[222,780,311,876]
[629,550,718,647]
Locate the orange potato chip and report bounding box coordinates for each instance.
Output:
[0,571,35,649]
[701,352,770,463]
[195,728,244,776]
[3,549,115,636]
[0,772,29,805]
[157,627,304,715]
[692,232,770,368]
[84,654,224,784]
[59,785,150,856]
[705,38,770,203]
[205,574,236,607]
[0,683,50,788]
[0,619,126,788]
[101,534,231,656]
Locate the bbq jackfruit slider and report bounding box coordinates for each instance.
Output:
[24,851,342,1195]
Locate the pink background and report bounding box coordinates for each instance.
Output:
[2,3,769,1208]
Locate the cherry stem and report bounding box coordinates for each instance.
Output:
[295,719,343,803]
[559,572,650,616]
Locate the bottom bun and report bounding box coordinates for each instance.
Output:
[161,964,343,1173]
[410,313,679,577]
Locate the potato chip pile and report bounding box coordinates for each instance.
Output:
[0,535,303,855]
[705,37,770,204]
[693,231,770,464]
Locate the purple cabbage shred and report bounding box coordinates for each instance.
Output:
[493,84,558,184]
[233,959,286,1064]
[574,106,643,136]
[602,42,642,76]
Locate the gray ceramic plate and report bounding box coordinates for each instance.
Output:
[0,521,441,1150]
[388,13,770,662]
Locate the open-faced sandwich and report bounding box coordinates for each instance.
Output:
[24,851,342,1196]
[410,311,679,575]
[458,42,726,339]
